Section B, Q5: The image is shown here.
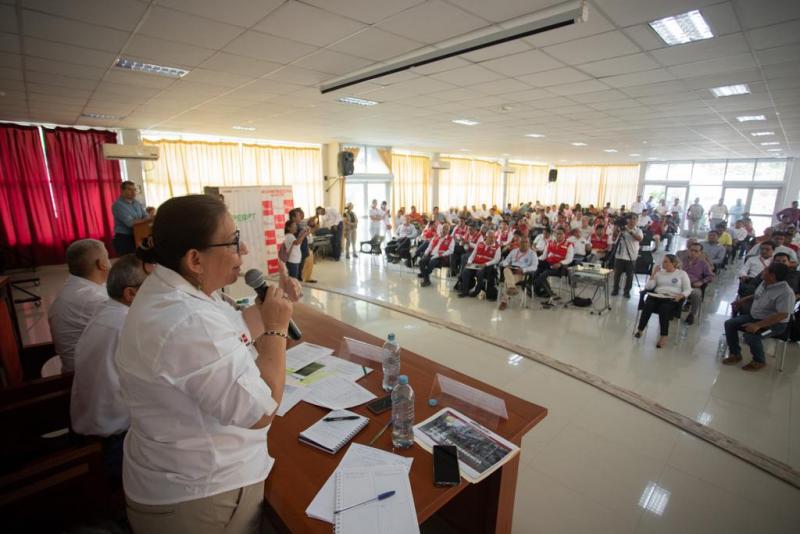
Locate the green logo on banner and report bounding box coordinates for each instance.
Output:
[233,213,256,223]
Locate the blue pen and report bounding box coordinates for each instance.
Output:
[333,491,396,514]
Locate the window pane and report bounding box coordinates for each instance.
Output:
[691,162,725,185]
[722,188,748,211]
[687,186,722,231]
[754,160,786,182]
[642,184,666,203]
[749,216,772,236]
[366,147,390,174]
[666,187,686,208]
[667,162,692,182]
[750,189,778,214]
[645,163,667,181]
[352,146,367,174]
[725,161,755,181]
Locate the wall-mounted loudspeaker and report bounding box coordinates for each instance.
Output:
[548,169,558,183]
[338,151,354,176]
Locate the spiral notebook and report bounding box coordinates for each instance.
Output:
[333,465,419,534]
[298,410,369,454]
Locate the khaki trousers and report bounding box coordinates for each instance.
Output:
[302,249,315,281]
[501,267,523,303]
[126,481,264,534]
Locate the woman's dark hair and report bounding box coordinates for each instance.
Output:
[137,195,228,273]
[664,253,679,268]
[284,219,296,233]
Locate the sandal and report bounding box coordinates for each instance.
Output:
[634,331,642,338]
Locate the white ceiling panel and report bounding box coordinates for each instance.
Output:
[330,28,424,62]
[199,52,282,77]
[411,56,473,75]
[747,19,800,51]
[377,1,486,44]
[518,67,590,87]
[0,4,17,34]
[21,10,129,52]
[570,89,629,103]
[592,0,721,28]
[622,24,666,52]
[543,31,640,64]
[755,44,800,67]
[469,77,531,95]
[429,64,504,86]
[24,56,106,80]
[157,0,284,28]
[733,0,800,29]
[181,68,257,88]
[302,0,426,25]
[649,33,751,66]
[264,66,330,86]
[294,49,372,76]
[546,79,611,95]
[668,53,756,79]
[254,2,366,48]
[124,35,216,67]
[602,68,676,88]
[479,50,563,77]
[527,7,615,47]
[139,7,243,49]
[447,0,560,23]
[104,69,176,89]
[461,39,531,62]
[578,53,660,77]
[21,0,147,31]
[223,31,318,64]
[0,32,19,53]
[23,37,116,68]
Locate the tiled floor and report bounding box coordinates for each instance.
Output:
[11,260,800,533]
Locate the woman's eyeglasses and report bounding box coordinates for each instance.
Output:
[206,230,241,255]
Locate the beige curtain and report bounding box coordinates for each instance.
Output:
[506,164,550,207]
[598,165,640,208]
[552,164,641,208]
[439,157,502,210]
[391,153,430,215]
[377,148,392,171]
[143,139,323,211]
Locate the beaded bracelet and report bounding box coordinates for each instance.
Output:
[262,330,289,340]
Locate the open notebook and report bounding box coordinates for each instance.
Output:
[298,410,369,454]
[334,464,419,534]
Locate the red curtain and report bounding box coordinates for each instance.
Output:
[44,127,121,255]
[0,124,63,265]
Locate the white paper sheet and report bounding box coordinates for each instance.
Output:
[286,342,334,372]
[320,354,373,382]
[306,443,414,524]
[304,375,376,411]
[276,383,307,417]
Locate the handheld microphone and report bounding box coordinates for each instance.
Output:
[244,268,302,341]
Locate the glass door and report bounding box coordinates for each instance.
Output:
[666,186,687,225]
[687,185,722,233]
[749,188,780,235]
[722,187,749,224]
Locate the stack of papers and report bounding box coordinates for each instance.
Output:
[306,443,414,524]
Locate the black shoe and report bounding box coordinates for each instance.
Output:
[404,259,412,268]
[417,273,425,278]
[623,292,631,299]
[421,278,431,287]
[685,313,694,325]
[469,290,480,298]
[353,253,358,258]
[458,292,469,298]
[611,290,619,296]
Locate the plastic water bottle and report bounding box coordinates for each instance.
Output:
[716,334,727,359]
[391,375,415,449]
[381,333,401,392]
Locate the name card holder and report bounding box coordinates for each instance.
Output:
[428,373,508,430]
[337,336,384,367]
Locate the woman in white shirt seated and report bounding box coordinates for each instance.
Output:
[117,194,294,533]
[634,254,692,348]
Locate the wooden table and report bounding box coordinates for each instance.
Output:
[265,304,547,533]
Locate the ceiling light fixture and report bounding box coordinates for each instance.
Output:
[571,142,587,146]
[750,131,775,137]
[337,96,379,106]
[525,133,545,138]
[232,126,256,131]
[760,142,780,146]
[649,10,713,46]
[629,153,641,156]
[767,148,783,152]
[603,149,618,153]
[452,119,479,126]
[319,1,587,94]
[736,115,765,122]
[709,84,750,97]
[114,57,188,78]
[81,112,123,120]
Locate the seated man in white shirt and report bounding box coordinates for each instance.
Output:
[499,237,537,310]
[771,231,798,266]
[71,254,147,480]
[567,228,590,263]
[48,239,111,373]
[386,219,418,263]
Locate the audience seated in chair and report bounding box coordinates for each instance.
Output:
[385,220,417,264]
[533,227,574,307]
[681,242,714,325]
[48,239,111,374]
[458,230,501,298]
[634,254,691,348]
[418,223,454,287]
[724,263,796,371]
[738,241,774,296]
[736,252,799,313]
[702,230,727,273]
[498,237,537,310]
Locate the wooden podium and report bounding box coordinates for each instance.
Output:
[133,219,153,248]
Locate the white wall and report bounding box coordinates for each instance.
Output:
[779,157,799,209]
[118,129,146,205]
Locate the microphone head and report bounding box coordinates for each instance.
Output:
[244,269,265,289]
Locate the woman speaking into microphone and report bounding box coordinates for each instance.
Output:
[117,194,296,533]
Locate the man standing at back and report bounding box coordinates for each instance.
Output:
[686,198,704,236]
[71,254,148,480]
[48,239,111,373]
[709,198,728,231]
[111,181,149,256]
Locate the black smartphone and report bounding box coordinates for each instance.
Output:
[366,395,392,415]
[433,445,460,487]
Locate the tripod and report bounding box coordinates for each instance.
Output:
[607,226,639,290]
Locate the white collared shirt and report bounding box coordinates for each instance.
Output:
[70,299,130,437]
[116,265,277,505]
[48,274,108,373]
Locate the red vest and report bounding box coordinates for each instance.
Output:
[498,229,510,243]
[436,235,453,254]
[590,234,608,251]
[453,225,468,239]
[473,242,499,264]
[545,239,572,263]
[467,230,482,246]
[422,227,436,240]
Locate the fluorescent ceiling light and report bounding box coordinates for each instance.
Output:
[647,157,659,160]
[760,142,780,146]
[767,148,783,152]
[232,126,256,131]
[709,84,750,97]
[337,96,379,106]
[750,131,775,137]
[114,57,188,78]
[525,133,544,138]
[629,153,641,156]
[604,149,618,153]
[571,142,587,146]
[736,115,765,122]
[452,119,479,126]
[649,10,713,46]
[320,0,587,94]
[81,112,122,120]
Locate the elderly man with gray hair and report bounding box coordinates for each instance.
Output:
[48,239,111,373]
[71,254,148,479]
